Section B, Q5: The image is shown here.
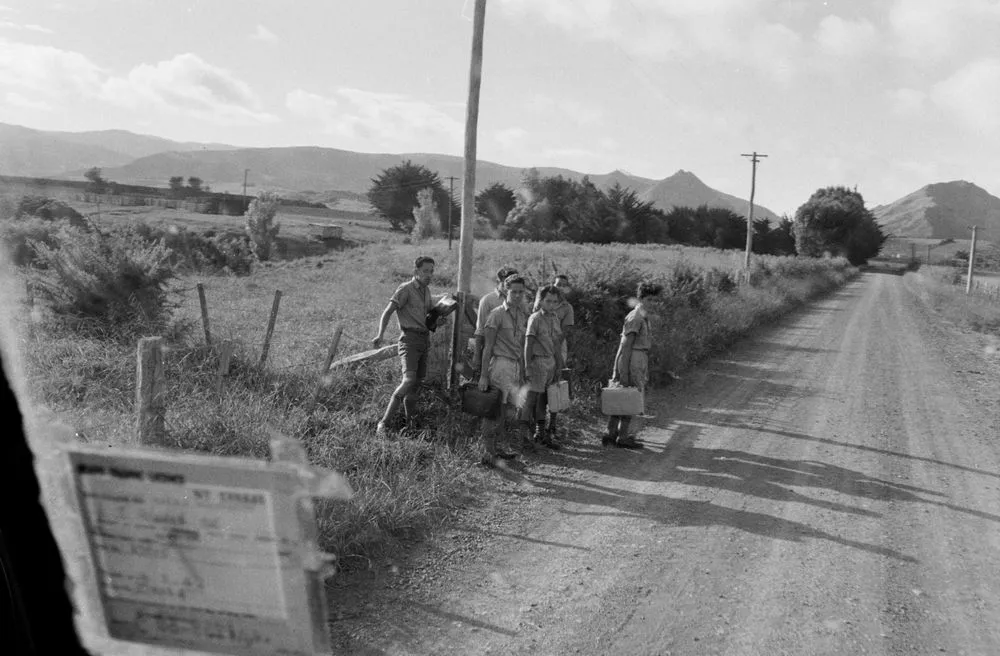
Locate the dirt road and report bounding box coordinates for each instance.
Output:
[329,272,1000,656]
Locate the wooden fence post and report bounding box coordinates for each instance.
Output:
[306,325,343,413]
[197,282,211,346]
[259,290,282,368]
[216,340,234,396]
[136,337,166,445]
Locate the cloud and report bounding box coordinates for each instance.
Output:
[0,37,104,97]
[5,91,51,111]
[930,58,1000,135]
[102,53,277,125]
[886,88,925,116]
[285,87,462,151]
[250,24,277,43]
[815,16,878,59]
[497,0,801,80]
[888,0,1000,64]
[0,20,54,34]
[528,94,603,126]
[494,126,527,149]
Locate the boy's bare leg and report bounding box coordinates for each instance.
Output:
[377,374,417,435]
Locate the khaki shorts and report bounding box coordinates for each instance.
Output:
[488,357,524,407]
[629,351,649,393]
[527,355,556,393]
[399,331,429,380]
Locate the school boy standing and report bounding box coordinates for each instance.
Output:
[547,274,574,439]
[525,285,564,450]
[473,266,518,376]
[604,282,662,449]
[372,256,436,438]
[478,274,529,467]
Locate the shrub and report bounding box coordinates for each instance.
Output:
[132,223,255,275]
[0,217,64,266]
[28,224,177,335]
[411,188,439,241]
[245,191,281,261]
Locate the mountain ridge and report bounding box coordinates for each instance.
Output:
[873,180,1000,241]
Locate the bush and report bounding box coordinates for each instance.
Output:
[245,191,281,261]
[0,217,64,266]
[133,223,255,275]
[28,224,177,335]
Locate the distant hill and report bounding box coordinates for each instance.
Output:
[873,180,1000,241]
[0,122,235,178]
[640,170,781,222]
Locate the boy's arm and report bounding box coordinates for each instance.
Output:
[524,334,538,366]
[371,302,398,347]
[612,334,636,385]
[478,328,497,391]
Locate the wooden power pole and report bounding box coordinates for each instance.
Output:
[243,168,250,212]
[966,225,978,295]
[445,175,457,250]
[457,0,487,294]
[741,151,767,269]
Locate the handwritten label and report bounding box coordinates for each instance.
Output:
[78,469,288,619]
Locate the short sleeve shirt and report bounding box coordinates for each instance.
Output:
[553,300,575,333]
[475,290,503,336]
[391,278,432,334]
[484,301,527,362]
[621,306,651,351]
[526,310,561,359]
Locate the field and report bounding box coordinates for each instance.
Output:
[3,189,863,565]
[879,236,991,265]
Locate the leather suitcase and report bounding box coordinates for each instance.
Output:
[546,380,571,412]
[600,386,644,416]
[460,383,502,419]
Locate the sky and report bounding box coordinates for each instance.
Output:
[1,0,999,217]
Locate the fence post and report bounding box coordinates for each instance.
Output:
[306,325,343,413]
[216,340,234,396]
[25,279,34,340]
[448,291,465,390]
[259,290,282,368]
[197,282,212,346]
[136,337,166,445]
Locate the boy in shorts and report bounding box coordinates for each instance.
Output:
[372,256,436,437]
[473,266,518,376]
[547,274,574,439]
[478,274,529,467]
[604,282,662,449]
[525,285,563,450]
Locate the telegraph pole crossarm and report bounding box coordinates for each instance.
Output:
[740,151,768,270]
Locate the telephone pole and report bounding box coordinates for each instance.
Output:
[242,168,249,212]
[966,225,978,295]
[457,0,486,294]
[740,151,768,269]
[445,176,457,250]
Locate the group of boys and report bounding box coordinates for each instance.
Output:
[372,256,659,467]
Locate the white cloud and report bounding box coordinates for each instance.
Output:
[930,58,1000,135]
[497,0,801,80]
[886,88,925,116]
[815,16,878,59]
[0,20,54,34]
[494,126,527,149]
[0,37,103,97]
[888,0,1000,64]
[286,87,462,151]
[5,91,51,111]
[250,24,277,43]
[102,53,277,125]
[528,94,603,126]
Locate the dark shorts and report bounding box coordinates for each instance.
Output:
[399,331,429,380]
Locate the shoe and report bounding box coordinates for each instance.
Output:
[521,437,538,454]
[480,454,497,469]
[375,422,388,439]
[495,448,519,461]
[615,436,642,450]
[536,432,561,451]
[601,433,618,447]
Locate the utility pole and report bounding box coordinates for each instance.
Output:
[740,151,768,269]
[457,0,486,294]
[243,168,249,212]
[966,225,978,295]
[445,175,458,250]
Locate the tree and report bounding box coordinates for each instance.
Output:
[604,183,666,244]
[84,167,107,194]
[244,190,281,261]
[367,160,457,233]
[168,176,185,198]
[475,182,517,229]
[411,188,439,240]
[187,177,204,193]
[794,186,886,265]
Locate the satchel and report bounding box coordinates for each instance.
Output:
[460,382,502,419]
[546,380,571,412]
[600,386,644,416]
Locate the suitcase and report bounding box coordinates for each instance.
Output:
[600,386,644,416]
[546,380,571,413]
[460,383,502,419]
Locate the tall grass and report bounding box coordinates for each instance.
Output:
[14,236,856,566]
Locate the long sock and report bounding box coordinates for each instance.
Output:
[606,416,619,437]
[618,417,632,440]
[548,412,557,431]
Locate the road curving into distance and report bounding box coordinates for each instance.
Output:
[330,271,1000,656]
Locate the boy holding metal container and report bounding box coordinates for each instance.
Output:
[524,285,564,450]
[603,282,662,449]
